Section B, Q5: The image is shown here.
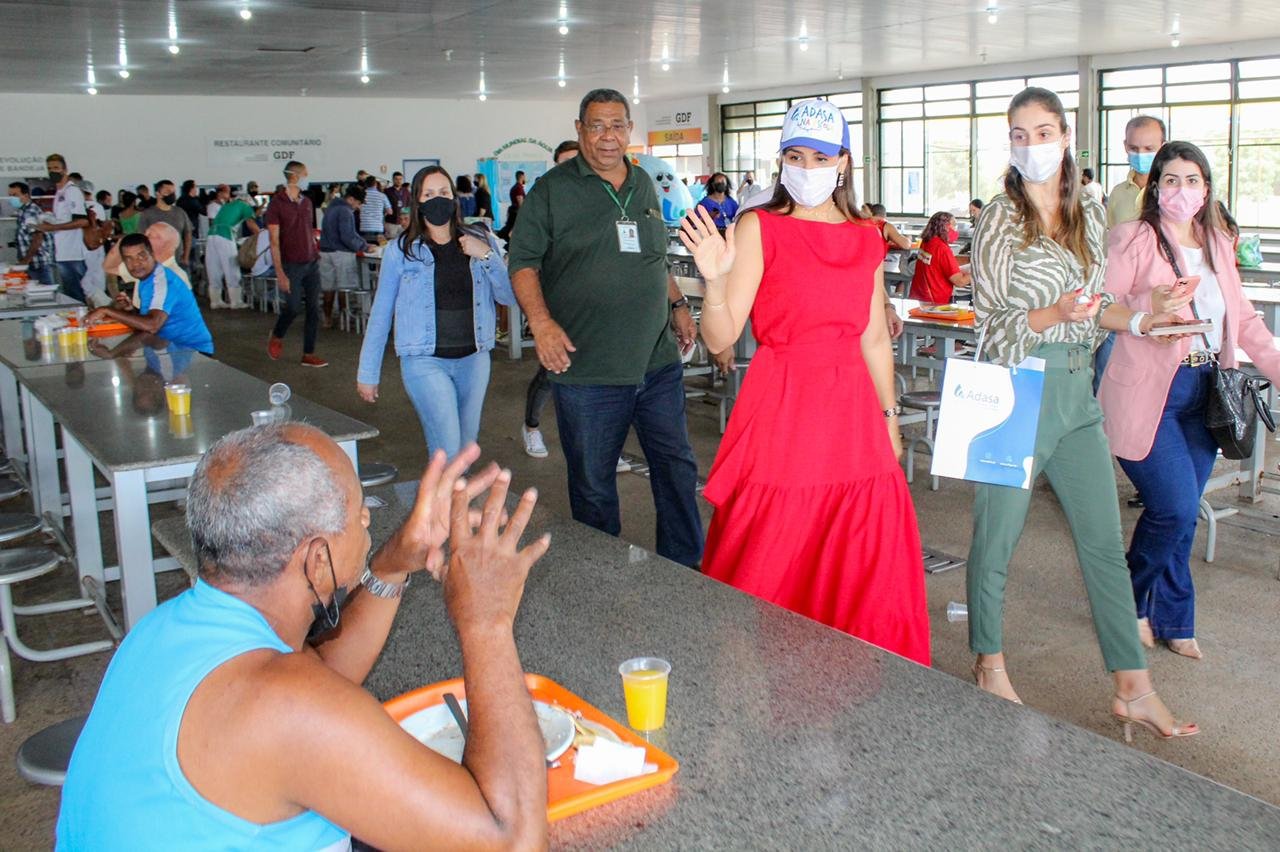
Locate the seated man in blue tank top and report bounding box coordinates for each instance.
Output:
[58,425,552,851]
[84,231,214,355]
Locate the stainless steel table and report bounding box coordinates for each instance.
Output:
[18,353,377,628]
[0,291,82,319]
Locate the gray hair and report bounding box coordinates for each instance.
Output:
[186,424,348,586]
[1125,114,1167,142]
[578,88,630,123]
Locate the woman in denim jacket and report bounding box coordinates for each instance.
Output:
[357,166,514,458]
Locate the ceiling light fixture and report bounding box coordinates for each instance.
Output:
[118,36,129,78]
[86,56,97,94]
[360,44,370,84]
[479,61,487,101]
[661,40,670,71]
[558,2,569,35]
[632,73,640,105]
[239,4,252,21]
[1170,15,1181,47]
[986,4,999,24]
[558,53,566,87]
[168,2,180,53]
[799,20,809,51]
[721,61,730,94]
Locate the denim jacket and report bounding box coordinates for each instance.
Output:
[357,232,514,385]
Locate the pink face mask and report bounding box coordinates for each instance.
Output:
[1158,185,1206,222]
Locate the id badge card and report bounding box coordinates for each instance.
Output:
[616,219,641,253]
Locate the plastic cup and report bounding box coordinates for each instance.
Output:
[250,409,275,426]
[268,382,291,406]
[73,306,87,324]
[165,384,192,416]
[73,326,88,348]
[946,601,969,623]
[619,657,671,731]
[58,325,77,348]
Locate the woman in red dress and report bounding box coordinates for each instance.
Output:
[681,100,930,666]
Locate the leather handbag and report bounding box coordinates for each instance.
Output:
[1156,227,1275,459]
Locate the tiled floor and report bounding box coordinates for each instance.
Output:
[2,306,1279,847]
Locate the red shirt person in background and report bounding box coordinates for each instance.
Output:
[909,211,971,304]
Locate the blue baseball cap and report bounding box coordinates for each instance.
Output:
[780,99,850,157]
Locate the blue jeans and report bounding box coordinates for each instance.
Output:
[30,264,56,287]
[1092,331,1115,395]
[552,361,704,567]
[400,351,491,460]
[55,260,88,303]
[272,260,322,354]
[1116,364,1218,640]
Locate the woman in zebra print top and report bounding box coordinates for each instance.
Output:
[965,87,1198,742]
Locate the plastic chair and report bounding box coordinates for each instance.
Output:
[901,390,942,491]
[15,714,87,786]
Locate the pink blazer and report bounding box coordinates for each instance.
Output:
[1098,219,1280,460]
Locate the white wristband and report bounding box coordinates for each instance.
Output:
[1129,311,1148,337]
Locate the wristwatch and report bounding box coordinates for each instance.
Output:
[360,566,410,599]
[670,297,691,312]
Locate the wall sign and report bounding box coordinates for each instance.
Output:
[206,136,326,167]
[0,154,47,178]
[648,128,701,146]
[492,137,552,157]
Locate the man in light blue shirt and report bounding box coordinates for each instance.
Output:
[85,232,214,354]
[358,175,391,240]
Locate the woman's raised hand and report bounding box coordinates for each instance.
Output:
[679,206,736,282]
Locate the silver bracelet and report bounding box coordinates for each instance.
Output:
[360,567,410,599]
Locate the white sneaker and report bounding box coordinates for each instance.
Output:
[616,456,631,473]
[522,426,548,459]
[209,300,228,310]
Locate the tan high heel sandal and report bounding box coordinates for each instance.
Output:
[1136,618,1155,649]
[1166,638,1203,660]
[1113,691,1200,743]
[972,662,1023,705]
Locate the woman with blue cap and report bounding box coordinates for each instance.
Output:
[679,98,930,666]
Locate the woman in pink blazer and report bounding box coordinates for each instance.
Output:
[1099,141,1280,660]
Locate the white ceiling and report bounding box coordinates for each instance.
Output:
[3,1,1280,101]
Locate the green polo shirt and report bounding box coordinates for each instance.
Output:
[507,156,678,385]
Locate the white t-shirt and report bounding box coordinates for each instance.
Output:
[1181,246,1226,353]
[1081,182,1104,204]
[52,181,87,262]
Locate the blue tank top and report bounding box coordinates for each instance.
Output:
[56,580,350,851]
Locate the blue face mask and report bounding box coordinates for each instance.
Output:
[5,196,21,210]
[1128,151,1156,175]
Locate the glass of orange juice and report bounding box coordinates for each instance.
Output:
[164,383,192,416]
[618,657,671,731]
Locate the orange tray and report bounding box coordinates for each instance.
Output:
[908,306,975,323]
[383,673,679,822]
[67,317,132,336]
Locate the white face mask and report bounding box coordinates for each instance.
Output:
[1009,140,1064,184]
[781,163,839,208]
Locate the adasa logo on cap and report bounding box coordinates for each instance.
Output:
[780,99,850,157]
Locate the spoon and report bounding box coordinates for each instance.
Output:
[443,692,468,741]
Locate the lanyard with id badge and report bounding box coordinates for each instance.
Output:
[603,182,641,253]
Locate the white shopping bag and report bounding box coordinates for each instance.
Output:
[931,338,1045,489]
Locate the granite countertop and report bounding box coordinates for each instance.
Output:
[17,354,377,471]
[154,481,1280,849]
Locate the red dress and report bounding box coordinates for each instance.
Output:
[702,212,931,666]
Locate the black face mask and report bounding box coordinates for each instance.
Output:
[711,180,728,194]
[161,193,177,205]
[48,170,63,183]
[306,541,350,640]
[419,196,456,226]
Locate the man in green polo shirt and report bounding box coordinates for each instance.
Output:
[1106,114,1165,228]
[205,184,259,309]
[508,88,702,567]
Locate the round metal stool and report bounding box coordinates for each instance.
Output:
[0,477,28,503]
[0,513,43,545]
[15,715,87,786]
[900,390,942,491]
[358,463,398,488]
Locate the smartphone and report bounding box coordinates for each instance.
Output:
[1172,275,1202,295]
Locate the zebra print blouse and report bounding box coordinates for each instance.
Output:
[971,192,1111,367]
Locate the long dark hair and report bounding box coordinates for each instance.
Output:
[757,147,859,221]
[398,165,463,262]
[1136,140,1228,274]
[706,172,733,195]
[920,211,954,244]
[1003,87,1093,273]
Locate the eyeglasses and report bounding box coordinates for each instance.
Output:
[583,121,631,136]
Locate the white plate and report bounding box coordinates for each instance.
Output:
[399,699,576,764]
